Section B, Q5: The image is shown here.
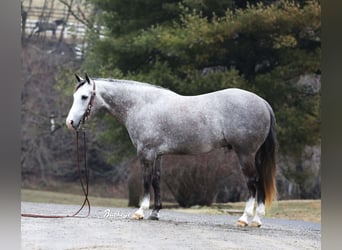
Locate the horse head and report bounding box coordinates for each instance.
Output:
[54,19,66,26]
[66,74,96,130]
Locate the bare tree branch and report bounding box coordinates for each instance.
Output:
[57,0,94,29]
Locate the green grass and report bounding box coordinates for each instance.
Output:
[21,189,321,223]
[21,189,128,208]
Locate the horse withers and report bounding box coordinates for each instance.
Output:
[66,74,277,227]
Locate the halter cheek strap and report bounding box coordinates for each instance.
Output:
[82,81,96,124]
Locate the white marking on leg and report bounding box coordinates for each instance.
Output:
[237,212,249,225]
[132,195,150,220]
[141,195,150,210]
[237,197,255,226]
[245,197,255,217]
[256,202,265,217]
[251,203,265,227]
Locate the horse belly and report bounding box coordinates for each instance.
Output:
[159,117,225,155]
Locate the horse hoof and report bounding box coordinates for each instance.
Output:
[148,214,159,220]
[250,221,261,227]
[236,220,248,227]
[132,212,144,220]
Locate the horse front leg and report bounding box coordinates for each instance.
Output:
[132,158,152,220]
[148,156,162,220]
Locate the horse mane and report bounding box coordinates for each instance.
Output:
[74,77,171,94]
[74,80,87,92]
[95,78,170,91]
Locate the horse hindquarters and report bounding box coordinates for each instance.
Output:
[237,108,277,227]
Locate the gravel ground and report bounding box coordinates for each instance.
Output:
[21,202,321,250]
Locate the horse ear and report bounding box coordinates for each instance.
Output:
[85,73,91,84]
[75,74,82,82]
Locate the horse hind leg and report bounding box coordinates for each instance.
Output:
[250,151,266,227]
[148,156,162,220]
[52,29,57,39]
[235,153,258,227]
[132,158,152,220]
[250,195,265,227]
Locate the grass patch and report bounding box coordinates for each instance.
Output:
[173,200,321,223]
[266,199,321,223]
[21,188,175,208]
[21,189,128,208]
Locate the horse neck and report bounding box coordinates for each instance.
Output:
[97,80,167,124]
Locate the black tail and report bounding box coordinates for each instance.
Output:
[258,104,277,209]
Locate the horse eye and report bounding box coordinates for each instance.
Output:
[81,95,88,100]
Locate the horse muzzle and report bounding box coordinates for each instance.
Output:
[66,119,80,131]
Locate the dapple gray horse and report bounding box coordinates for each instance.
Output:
[66,74,277,227]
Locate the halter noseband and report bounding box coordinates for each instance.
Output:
[82,80,96,125]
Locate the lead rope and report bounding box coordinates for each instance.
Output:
[21,130,90,218]
[70,130,90,217]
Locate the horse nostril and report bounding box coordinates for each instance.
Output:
[66,120,75,130]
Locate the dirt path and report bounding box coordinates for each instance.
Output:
[21,202,320,250]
